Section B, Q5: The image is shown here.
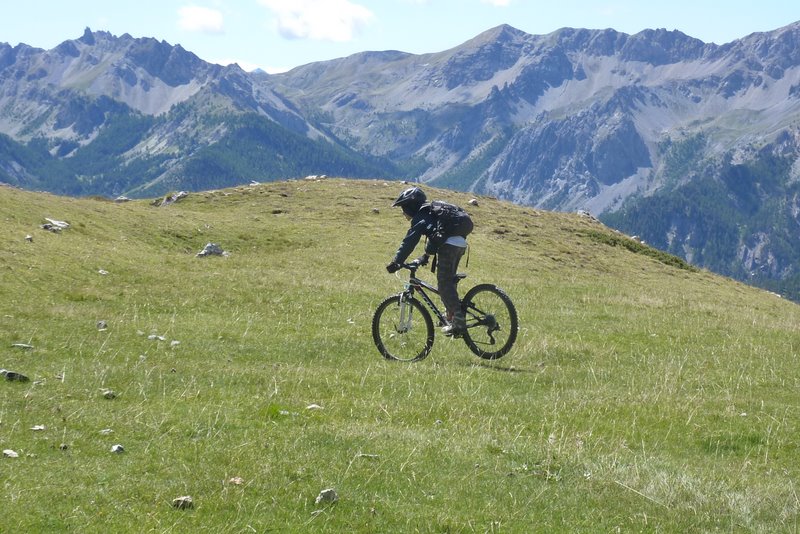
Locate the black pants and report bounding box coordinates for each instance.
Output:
[436,244,466,318]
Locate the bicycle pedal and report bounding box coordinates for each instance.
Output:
[441,325,464,338]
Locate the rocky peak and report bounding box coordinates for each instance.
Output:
[550,26,709,64]
[549,27,625,55]
[124,37,209,87]
[79,27,95,46]
[437,25,532,90]
[465,24,530,47]
[619,28,709,64]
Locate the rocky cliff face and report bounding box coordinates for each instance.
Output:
[5,23,800,207]
[0,28,318,145]
[261,22,800,219]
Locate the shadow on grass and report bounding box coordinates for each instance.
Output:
[465,360,544,374]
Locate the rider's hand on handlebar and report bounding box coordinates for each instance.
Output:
[386,262,401,273]
[414,254,429,267]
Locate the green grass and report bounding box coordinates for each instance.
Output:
[1,178,800,532]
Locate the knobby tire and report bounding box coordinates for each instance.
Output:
[461,284,518,359]
[372,294,435,362]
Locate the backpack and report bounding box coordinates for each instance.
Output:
[427,200,473,245]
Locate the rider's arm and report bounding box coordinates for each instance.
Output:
[391,215,433,265]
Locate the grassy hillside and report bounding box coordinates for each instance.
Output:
[1,179,799,532]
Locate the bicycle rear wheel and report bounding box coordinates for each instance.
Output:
[372,294,435,362]
[461,284,518,360]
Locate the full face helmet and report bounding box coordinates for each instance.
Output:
[391,186,427,216]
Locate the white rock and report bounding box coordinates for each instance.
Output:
[315,488,339,504]
[196,243,228,257]
[110,444,125,453]
[44,218,70,229]
[3,449,19,458]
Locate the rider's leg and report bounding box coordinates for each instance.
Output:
[436,244,466,333]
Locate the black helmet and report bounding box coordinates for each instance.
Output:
[392,186,426,215]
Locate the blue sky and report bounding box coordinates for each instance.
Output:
[2,0,799,73]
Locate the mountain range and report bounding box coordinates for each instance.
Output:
[2,23,800,298]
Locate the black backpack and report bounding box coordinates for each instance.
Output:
[427,200,474,244]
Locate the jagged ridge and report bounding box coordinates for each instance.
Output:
[3,22,800,297]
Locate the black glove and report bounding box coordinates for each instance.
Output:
[414,254,429,267]
[386,262,401,273]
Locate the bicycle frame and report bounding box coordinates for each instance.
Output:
[397,264,449,327]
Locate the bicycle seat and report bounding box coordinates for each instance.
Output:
[456,273,467,280]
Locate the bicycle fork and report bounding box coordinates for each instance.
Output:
[396,290,414,334]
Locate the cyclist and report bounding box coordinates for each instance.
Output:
[386,186,469,337]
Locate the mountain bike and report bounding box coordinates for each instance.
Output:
[372,262,518,362]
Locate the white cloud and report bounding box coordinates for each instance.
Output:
[258,0,374,42]
[480,0,512,6]
[178,6,225,33]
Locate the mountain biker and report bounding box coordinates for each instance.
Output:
[386,186,469,337]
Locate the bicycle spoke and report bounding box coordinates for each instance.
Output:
[372,294,434,362]
[461,284,518,359]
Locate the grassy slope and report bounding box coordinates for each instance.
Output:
[1,179,799,532]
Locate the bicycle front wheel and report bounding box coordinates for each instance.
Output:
[372,294,435,362]
[462,284,518,360]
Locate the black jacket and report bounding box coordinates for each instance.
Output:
[391,205,439,264]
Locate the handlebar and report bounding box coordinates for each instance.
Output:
[402,257,428,272]
[398,262,420,274]
[388,256,429,273]
[396,262,427,286]
[387,261,424,280]
[408,255,429,269]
